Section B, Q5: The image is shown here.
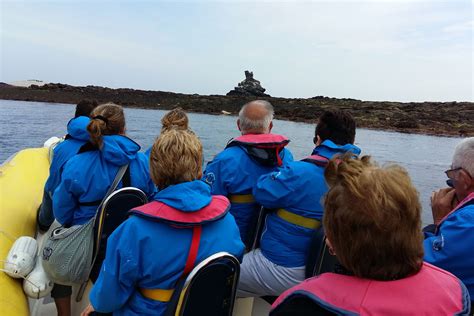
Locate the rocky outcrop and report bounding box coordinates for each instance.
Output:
[227,71,270,97]
[0,83,472,137]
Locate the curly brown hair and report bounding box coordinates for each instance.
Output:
[323,155,424,280]
[149,128,202,189]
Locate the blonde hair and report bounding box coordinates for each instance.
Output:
[161,107,189,132]
[149,128,203,189]
[87,103,125,148]
[323,155,423,280]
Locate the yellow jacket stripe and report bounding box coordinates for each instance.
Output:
[139,288,174,302]
[228,194,255,204]
[276,209,321,230]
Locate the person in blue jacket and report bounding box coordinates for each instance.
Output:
[37,99,98,232]
[52,103,156,316]
[81,127,245,316]
[238,110,360,297]
[424,137,474,310]
[203,100,293,247]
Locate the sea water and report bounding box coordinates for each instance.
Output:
[0,100,461,225]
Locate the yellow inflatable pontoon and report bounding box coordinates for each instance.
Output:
[0,148,50,316]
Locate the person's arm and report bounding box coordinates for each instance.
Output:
[52,163,81,226]
[424,207,474,270]
[89,224,139,313]
[203,153,233,196]
[253,163,301,209]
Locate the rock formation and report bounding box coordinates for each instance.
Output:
[227,71,270,97]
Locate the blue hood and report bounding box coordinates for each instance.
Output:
[156,180,212,212]
[67,116,90,141]
[101,135,141,165]
[312,139,361,159]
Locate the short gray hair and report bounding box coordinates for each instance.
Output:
[452,137,474,177]
[238,100,274,134]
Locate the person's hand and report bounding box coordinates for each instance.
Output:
[431,188,457,225]
[81,303,95,316]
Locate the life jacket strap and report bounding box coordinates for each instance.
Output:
[139,225,202,302]
[276,209,321,230]
[139,288,174,302]
[228,194,255,204]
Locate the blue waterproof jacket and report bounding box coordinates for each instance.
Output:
[44,116,90,196]
[53,135,156,226]
[424,192,474,303]
[254,140,361,267]
[203,135,293,242]
[89,180,245,315]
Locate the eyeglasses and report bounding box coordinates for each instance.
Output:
[445,167,462,188]
[445,167,463,179]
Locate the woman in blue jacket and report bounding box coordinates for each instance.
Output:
[81,127,245,316]
[52,103,156,316]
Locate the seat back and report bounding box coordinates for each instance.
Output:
[305,226,339,278]
[245,207,271,251]
[91,187,148,281]
[165,252,240,316]
[270,293,337,316]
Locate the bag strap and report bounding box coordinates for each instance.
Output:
[94,164,129,217]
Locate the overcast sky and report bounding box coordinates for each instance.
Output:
[1,0,472,102]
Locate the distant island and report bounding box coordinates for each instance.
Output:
[0,79,472,137]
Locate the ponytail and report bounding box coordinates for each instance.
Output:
[87,103,125,149]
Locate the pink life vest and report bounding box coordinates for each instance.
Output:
[226,133,289,167]
[271,262,469,315]
[130,196,230,275]
[302,154,329,167]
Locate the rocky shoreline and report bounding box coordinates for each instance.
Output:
[0,83,472,137]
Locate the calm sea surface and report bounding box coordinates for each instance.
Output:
[0,100,462,224]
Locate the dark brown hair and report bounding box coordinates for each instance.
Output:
[74,99,98,118]
[87,103,125,149]
[315,110,356,145]
[323,155,423,280]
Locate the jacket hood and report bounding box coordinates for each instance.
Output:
[156,180,212,212]
[101,135,141,165]
[312,139,361,159]
[67,116,90,141]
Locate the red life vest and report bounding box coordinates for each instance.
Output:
[226,133,289,167]
[301,154,329,167]
[130,196,230,275]
[271,262,469,315]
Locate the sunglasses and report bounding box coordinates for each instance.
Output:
[445,167,462,188]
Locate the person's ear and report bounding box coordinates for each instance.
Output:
[460,170,473,189]
[237,119,241,132]
[314,135,322,146]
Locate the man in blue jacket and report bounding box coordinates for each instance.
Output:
[424,137,474,309]
[203,100,293,247]
[37,100,97,231]
[238,110,360,297]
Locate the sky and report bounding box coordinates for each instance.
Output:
[0,0,472,102]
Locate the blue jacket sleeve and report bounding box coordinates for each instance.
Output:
[52,163,82,226]
[281,148,294,164]
[89,223,139,313]
[424,208,474,273]
[203,153,234,196]
[253,163,301,209]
